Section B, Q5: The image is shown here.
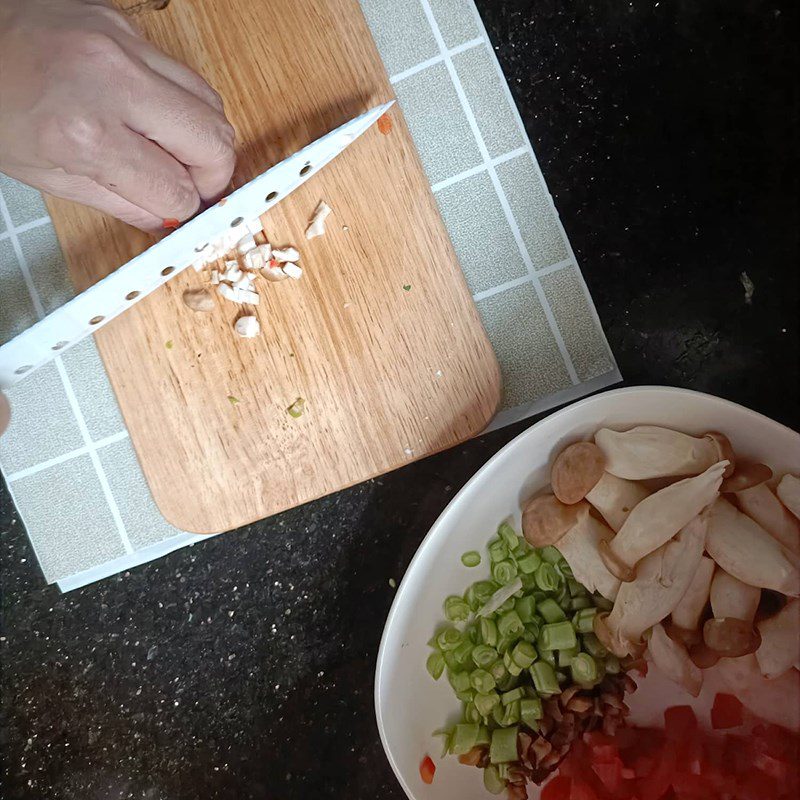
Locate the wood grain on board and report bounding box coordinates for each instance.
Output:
[46,0,501,533]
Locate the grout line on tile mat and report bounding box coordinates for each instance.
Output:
[389,35,485,84]
[431,145,528,193]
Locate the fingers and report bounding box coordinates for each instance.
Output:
[122,64,235,202]
[28,168,166,232]
[59,123,202,223]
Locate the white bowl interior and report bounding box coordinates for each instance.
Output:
[375,387,800,800]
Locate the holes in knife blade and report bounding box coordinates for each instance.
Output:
[51,341,69,351]
[265,191,279,203]
[160,266,175,277]
[89,315,105,325]
[230,216,244,228]
[14,365,32,375]
[125,291,140,301]
[194,243,208,253]
[299,163,312,176]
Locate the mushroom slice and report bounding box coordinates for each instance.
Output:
[755,599,800,679]
[597,511,708,657]
[716,655,800,731]
[551,442,605,505]
[706,498,800,596]
[671,555,715,633]
[594,425,732,480]
[305,201,332,239]
[600,460,726,580]
[522,495,587,548]
[234,315,260,338]
[721,462,773,493]
[646,623,703,697]
[555,509,620,601]
[703,617,761,658]
[777,475,800,521]
[710,569,761,622]
[182,288,214,313]
[584,472,650,532]
[737,480,800,555]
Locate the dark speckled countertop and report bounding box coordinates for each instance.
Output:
[2,2,798,798]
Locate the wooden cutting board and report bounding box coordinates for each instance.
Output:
[46,0,500,534]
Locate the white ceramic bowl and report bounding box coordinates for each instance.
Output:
[375,386,800,800]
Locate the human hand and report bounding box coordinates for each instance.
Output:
[0,0,235,232]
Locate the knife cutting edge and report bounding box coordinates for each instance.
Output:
[0,100,395,391]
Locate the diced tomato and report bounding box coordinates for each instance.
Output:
[636,741,677,800]
[542,775,572,800]
[752,750,790,782]
[671,772,717,800]
[570,780,600,800]
[710,693,744,730]
[663,706,697,741]
[591,743,620,763]
[738,771,780,800]
[592,757,625,794]
[632,756,654,779]
[419,755,435,785]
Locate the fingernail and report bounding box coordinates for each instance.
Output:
[162,218,180,230]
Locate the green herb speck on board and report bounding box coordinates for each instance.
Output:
[165,340,174,350]
[403,284,412,292]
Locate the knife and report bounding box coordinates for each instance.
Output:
[0,100,394,390]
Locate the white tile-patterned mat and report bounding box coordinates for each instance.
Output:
[0,0,619,590]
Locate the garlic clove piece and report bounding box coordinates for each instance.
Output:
[234,315,260,338]
[272,246,300,263]
[305,201,332,239]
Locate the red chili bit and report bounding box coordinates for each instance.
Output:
[162,218,180,230]
[419,755,435,785]
[377,113,393,136]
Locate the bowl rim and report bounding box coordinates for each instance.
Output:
[374,385,798,797]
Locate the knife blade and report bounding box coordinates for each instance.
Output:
[0,100,394,390]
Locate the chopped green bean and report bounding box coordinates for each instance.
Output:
[451,722,480,755]
[437,627,462,651]
[535,562,559,592]
[540,546,562,564]
[483,765,506,795]
[593,594,614,612]
[496,635,514,656]
[520,697,543,729]
[470,668,496,694]
[540,621,577,651]
[467,580,497,611]
[511,640,538,670]
[500,700,520,726]
[539,648,557,668]
[501,687,525,706]
[515,595,536,623]
[492,559,518,585]
[538,598,567,623]
[456,689,475,704]
[475,691,500,717]
[449,670,471,694]
[503,650,523,677]
[530,661,560,695]
[571,652,598,684]
[445,595,471,622]
[582,632,609,659]
[557,645,580,669]
[476,725,491,747]
[558,560,574,579]
[453,640,474,667]
[443,650,459,672]
[461,550,482,568]
[495,672,519,693]
[568,577,585,597]
[519,572,537,591]
[480,617,498,647]
[489,660,507,685]
[488,538,508,563]
[573,607,598,634]
[498,522,518,550]
[498,609,524,639]
[465,703,481,724]
[516,550,542,575]
[555,584,571,608]
[571,595,593,611]
[426,651,445,680]
[472,644,499,669]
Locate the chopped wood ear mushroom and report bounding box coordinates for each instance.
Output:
[710,568,761,622]
[777,474,800,521]
[706,497,800,596]
[550,442,605,504]
[646,623,703,697]
[522,495,588,548]
[594,425,734,480]
[584,472,650,532]
[597,511,708,656]
[755,598,800,678]
[600,460,726,581]
[671,555,715,633]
